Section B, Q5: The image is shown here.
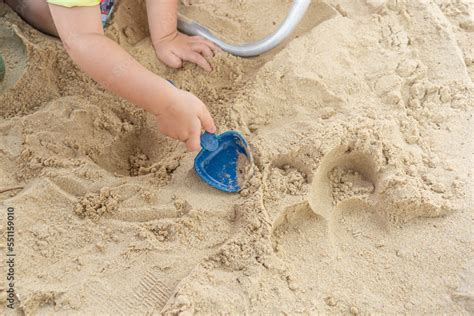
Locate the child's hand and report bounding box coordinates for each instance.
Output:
[153,31,219,72]
[155,88,216,151]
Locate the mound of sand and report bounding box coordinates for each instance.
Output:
[0,0,473,314]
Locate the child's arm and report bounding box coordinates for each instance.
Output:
[48,4,216,151]
[146,0,219,72]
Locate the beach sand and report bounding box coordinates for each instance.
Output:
[0,0,473,314]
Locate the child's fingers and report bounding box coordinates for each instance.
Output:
[199,106,216,134]
[184,51,212,72]
[191,36,221,54]
[201,39,221,54]
[185,136,200,152]
[191,43,213,59]
[184,120,202,152]
[159,51,183,69]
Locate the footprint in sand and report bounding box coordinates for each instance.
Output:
[271,145,386,258]
[84,267,174,315]
[306,145,391,252]
[270,139,456,300]
[308,145,379,221]
[269,145,394,308]
[3,177,236,314]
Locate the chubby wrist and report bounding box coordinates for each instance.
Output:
[142,78,177,116]
[152,30,178,48]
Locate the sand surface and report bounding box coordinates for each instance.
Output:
[0,0,473,314]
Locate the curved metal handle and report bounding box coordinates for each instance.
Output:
[177,0,311,57]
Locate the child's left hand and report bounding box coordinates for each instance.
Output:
[153,31,219,72]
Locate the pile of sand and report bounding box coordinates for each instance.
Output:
[0,0,473,314]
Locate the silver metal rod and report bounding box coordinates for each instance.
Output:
[177,0,311,57]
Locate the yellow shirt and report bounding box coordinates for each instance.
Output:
[47,0,100,7]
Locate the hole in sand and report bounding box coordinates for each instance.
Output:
[89,128,183,178]
[82,112,184,178]
[327,166,375,205]
[265,154,312,198]
[308,146,379,220]
[271,154,313,182]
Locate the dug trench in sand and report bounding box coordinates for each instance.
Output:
[0,0,473,314]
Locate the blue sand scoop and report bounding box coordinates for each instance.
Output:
[194,131,253,193]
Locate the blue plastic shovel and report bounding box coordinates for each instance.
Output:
[165,81,253,192]
[194,131,253,193]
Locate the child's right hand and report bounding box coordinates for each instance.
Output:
[47,3,215,153]
[154,88,216,152]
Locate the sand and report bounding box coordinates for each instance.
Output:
[0,0,473,314]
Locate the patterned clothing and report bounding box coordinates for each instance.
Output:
[100,0,115,26]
